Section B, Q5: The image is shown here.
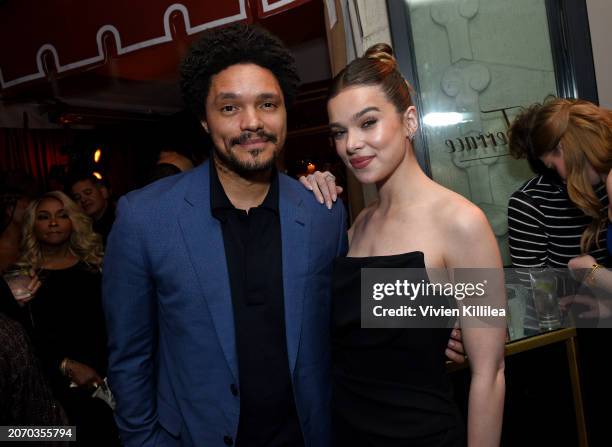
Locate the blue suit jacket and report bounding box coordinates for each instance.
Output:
[102,161,348,446]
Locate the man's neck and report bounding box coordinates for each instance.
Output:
[93,203,108,221]
[214,156,272,211]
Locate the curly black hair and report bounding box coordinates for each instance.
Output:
[180,23,300,120]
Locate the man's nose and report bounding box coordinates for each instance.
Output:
[240,106,264,132]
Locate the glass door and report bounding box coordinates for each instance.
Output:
[388,0,561,265]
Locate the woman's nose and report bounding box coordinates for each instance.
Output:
[346,130,364,154]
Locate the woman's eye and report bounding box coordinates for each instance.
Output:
[331,130,346,140]
[36,215,49,220]
[362,119,377,129]
[58,213,69,219]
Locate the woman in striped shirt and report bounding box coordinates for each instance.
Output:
[507,98,611,270]
[507,98,611,445]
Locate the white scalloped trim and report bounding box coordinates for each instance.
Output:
[0,1,248,89]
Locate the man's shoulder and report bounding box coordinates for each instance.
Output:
[121,165,204,213]
[279,173,346,222]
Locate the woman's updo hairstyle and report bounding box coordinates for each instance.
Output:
[329,43,413,113]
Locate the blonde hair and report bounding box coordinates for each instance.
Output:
[18,191,104,270]
[509,98,612,253]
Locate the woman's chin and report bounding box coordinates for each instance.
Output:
[351,168,386,185]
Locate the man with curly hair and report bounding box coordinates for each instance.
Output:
[102,24,347,447]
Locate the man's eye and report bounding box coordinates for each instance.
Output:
[262,102,276,109]
[221,105,236,113]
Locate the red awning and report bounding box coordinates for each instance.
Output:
[0,0,311,92]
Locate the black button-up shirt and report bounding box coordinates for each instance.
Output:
[210,160,304,447]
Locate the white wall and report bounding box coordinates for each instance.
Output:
[587,0,612,108]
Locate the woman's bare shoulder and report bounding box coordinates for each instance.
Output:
[434,186,489,235]
[347,201,378,241]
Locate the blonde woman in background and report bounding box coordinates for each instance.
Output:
[18,190,120,446]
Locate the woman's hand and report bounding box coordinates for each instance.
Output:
[568,254,597,271]
[7,270,42,306]
[559,294,612,319]
[299,171,344,209]
[63,359,103,389]
[445,326,466,364]
[568,255,598,283]
[18,273,41,305]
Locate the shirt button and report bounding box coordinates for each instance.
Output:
[230,384,239,396]
[223,435,234,445]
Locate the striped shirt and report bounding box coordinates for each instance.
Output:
[508,175,610,330]
[508,175,609,268]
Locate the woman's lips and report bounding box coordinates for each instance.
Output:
[349,155,375,169]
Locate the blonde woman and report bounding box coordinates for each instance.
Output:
[18,191,119,446]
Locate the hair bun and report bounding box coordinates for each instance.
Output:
[364,43,397,69]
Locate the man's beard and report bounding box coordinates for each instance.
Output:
[215,130,280,176]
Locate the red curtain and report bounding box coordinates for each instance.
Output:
[0,128,70,190]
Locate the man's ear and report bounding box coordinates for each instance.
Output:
[100,186,110,200]
[402,105,419,141]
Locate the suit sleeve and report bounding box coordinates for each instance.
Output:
[335,201,349,258]
[102,196,161,446]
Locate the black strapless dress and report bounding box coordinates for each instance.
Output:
[331,252,465,447]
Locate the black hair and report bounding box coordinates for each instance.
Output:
[180,23,300,120]
[66,173,107,191]
[143,163,182,186]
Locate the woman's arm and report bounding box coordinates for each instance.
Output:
[445,204,506,446]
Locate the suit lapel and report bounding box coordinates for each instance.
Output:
[177,162,238,381]
[176,167,310,381]
[279,175,310,377]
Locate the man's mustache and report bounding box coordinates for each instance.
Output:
[230,130,278,146]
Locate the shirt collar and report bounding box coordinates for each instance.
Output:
[210,157,279,216]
